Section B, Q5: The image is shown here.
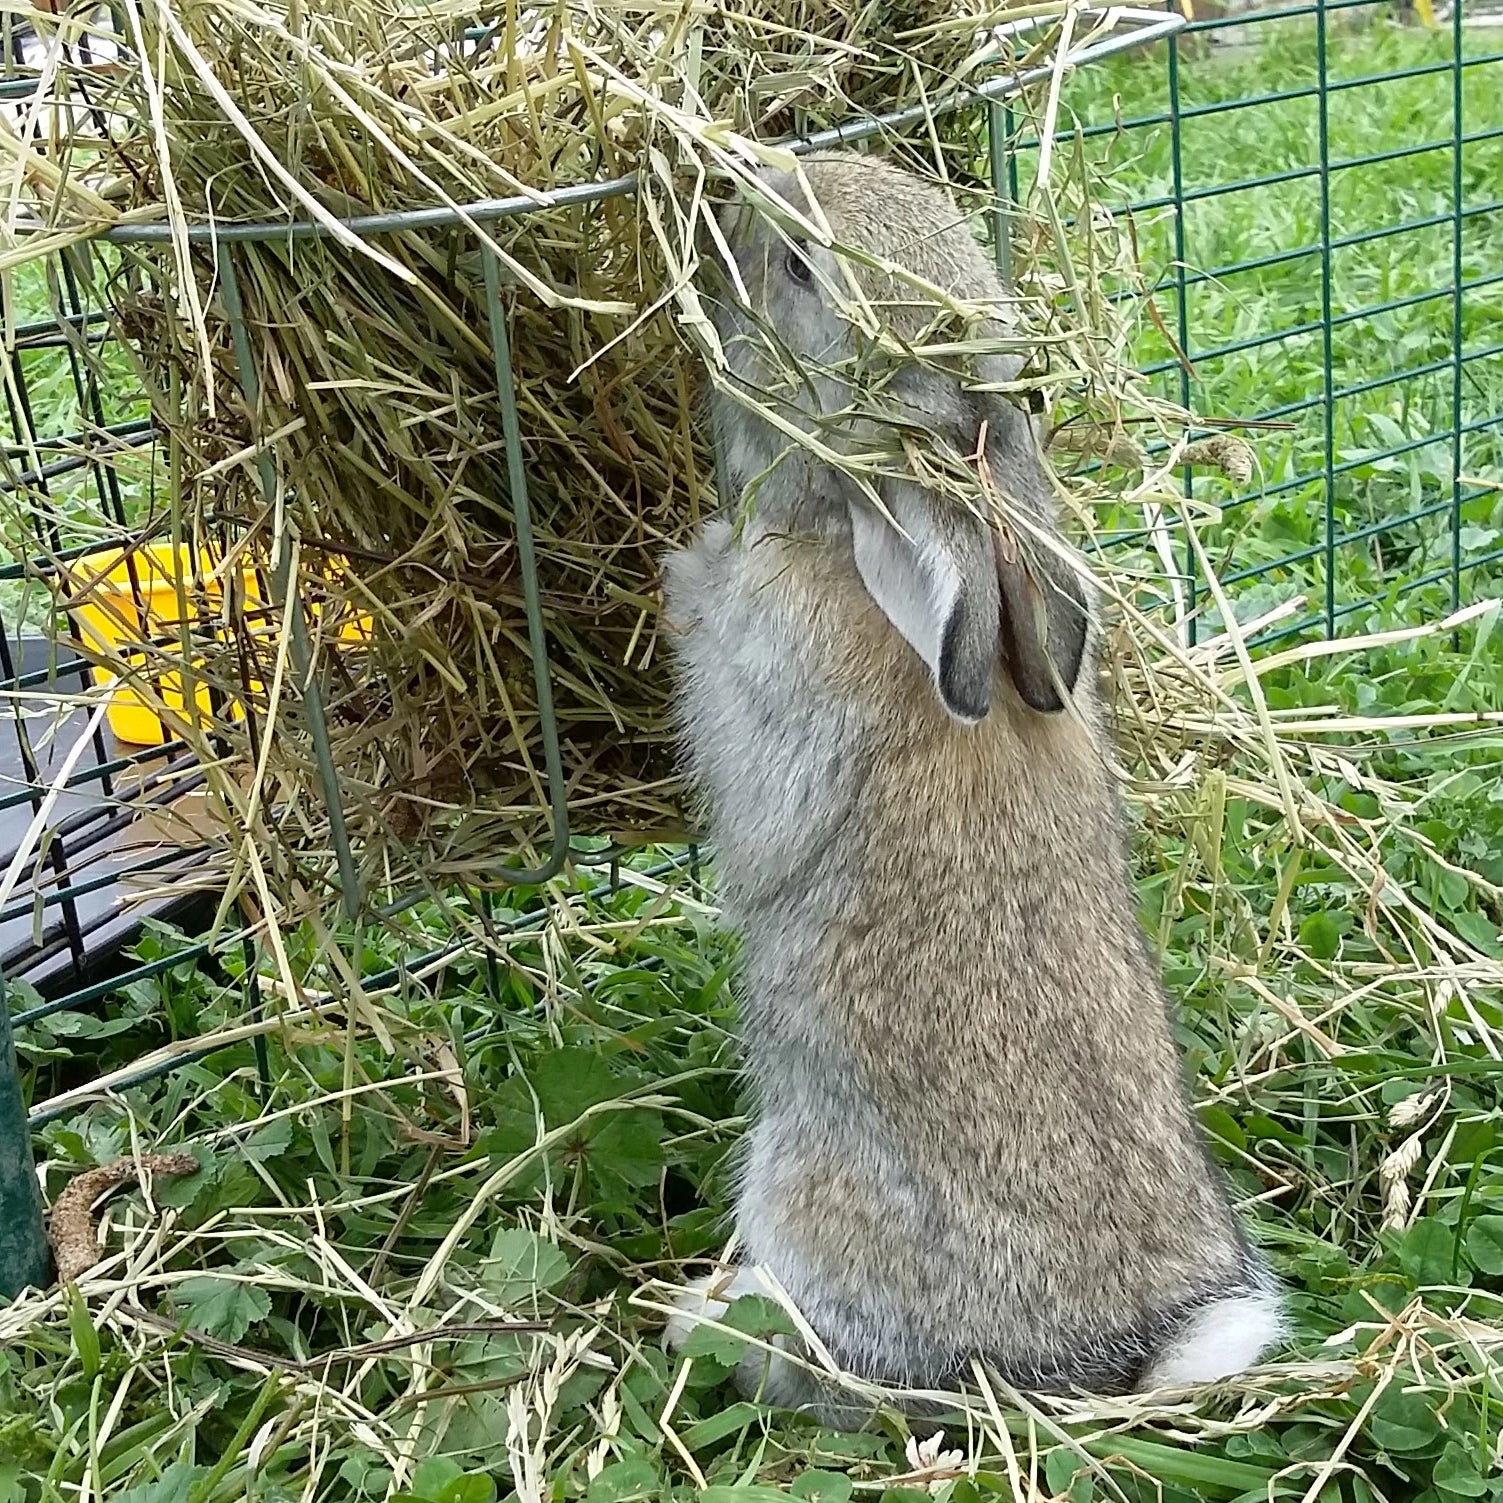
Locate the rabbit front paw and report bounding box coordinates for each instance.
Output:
[663,1264,776,1353]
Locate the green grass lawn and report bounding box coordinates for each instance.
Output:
[5,14,1503,1503]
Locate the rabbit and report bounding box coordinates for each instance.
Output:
[658,150,1281,1425]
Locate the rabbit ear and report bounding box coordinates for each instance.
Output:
[848,483,1002,723]
[972,393,1092,714]
[993,527,1090,714]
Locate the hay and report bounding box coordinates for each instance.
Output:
[1,0,1214,924]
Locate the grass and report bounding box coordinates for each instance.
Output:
[4,12,1503,1503]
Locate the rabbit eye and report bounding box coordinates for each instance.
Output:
[783,242,813,287]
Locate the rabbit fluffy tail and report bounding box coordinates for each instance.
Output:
[1137,1285,1284,1390]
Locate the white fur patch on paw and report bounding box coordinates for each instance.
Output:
[1139,1288,1284,1389]
[664,1266,776,1353]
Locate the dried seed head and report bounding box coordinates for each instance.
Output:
[1388,1090,1437,1130]
[1181,433,1255,486]
[1379,1131,1425,1231]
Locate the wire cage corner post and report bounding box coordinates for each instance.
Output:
[0,974,50,1296]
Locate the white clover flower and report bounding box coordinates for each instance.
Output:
[900,1431,967,1493]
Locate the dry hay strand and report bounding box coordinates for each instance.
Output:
[3,0,1226,923]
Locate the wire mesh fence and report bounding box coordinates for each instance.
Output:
[1,0,1499,1288]
[1047,0,1503,643]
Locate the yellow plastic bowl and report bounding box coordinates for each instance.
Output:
[69,543,372,747]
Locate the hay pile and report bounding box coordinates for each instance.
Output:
[3,0,1216,920]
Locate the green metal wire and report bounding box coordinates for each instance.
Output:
[1220,486,1501,589]
[1011,42,1503,150]
[1104,422,1503,563]
[10,308,111,346]
[1123,138,1495,218]
[1255,539,1503,651]
[0,845,205,928]
[988,100,1012,281]
[1177,417,1500,529]
[1166,11,1197,645]
[0,527,153,584]
[12,943,212,1028]
[2,15,1182,252]
[0,742,190,811]
[1156,188,1503,297]
[0,417,154,455]
[480,245,571,886]
[1133,284,1503,382]
[1315,0,1336,635]
[0,14,1183,920]
[1450,0,1467,618]
[23,851,699,1129]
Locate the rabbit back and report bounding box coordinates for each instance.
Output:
[664,519,1272,1398]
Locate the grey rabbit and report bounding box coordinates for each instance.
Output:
[659,150,1280,1422]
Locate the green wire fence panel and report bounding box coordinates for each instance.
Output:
[0,0,1498,1288]
[1034,0,1503,644]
